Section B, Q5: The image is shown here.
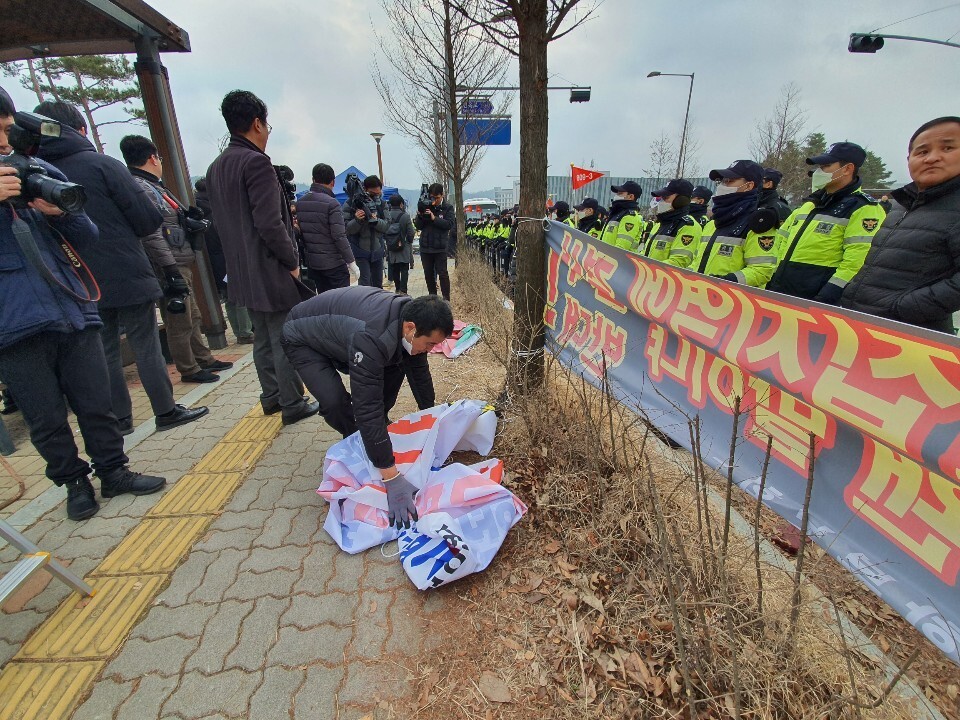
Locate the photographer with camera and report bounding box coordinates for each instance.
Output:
[0,87,168,521]
[120,134,233,384]
[343,174,388,288]
[414,183,453,300]
[34,100,208,435]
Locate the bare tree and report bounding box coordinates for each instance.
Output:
[371,0,513,248]
[645,132,677,183]
[454,0,598,395]
[749,82,807,166]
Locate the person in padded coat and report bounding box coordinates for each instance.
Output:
[281,288,453,528]
[842,116,960,334]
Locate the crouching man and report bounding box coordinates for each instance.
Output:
[281,288,453,527]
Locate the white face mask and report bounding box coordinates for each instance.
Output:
[713,182,743,197]
[811,167,840,192]
[656,200,673,214]
[401,336,413,354]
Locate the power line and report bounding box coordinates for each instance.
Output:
[869,3,960,33]
[946,27,960,42]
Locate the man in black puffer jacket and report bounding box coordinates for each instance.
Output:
[35,100,207,433]
[414,183,454,300]
[298,163,359,292]
[842,117,960,334]
[281,289,453,528]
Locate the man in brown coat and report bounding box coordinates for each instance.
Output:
[206,90,318,424]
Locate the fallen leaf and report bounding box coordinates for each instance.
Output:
[544,540,562,555]
[419,668,439,708]
[369,600,378,614]
[580,590,604,615]
[947,684,958,700]
[501,637,523,652]
[525,591,547,604]
[562,592,579,610]
[527,574,544,591]
[556,686,576,703]
[479,671,513,703]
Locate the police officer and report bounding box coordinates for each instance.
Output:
[642,179,702,268]
[688,185,712,227]
[599,180,646,252]
[693,160,779,287]
[554,200,576,228]
[759,168,791,226]
[767,142,885,304]
[573,197,603,238]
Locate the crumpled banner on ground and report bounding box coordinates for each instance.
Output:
[318,399,526,588]
[430,320,484,358]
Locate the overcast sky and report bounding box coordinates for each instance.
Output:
[6,0,960,193]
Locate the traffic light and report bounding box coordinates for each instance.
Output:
[569,88,591,103]
[849,33,885,53]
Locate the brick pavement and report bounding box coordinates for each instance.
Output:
[2,269,456,719]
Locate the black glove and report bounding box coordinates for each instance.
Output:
[813,281,844,305]
[711,273,739,283]
[164,269,189,298]
[384,473,419,529]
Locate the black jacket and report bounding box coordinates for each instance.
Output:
[758,188,791,226]
[414,201,454,254]
[298,184,355,271]
[842,174,960,334]
[281,287,436,467]
[38,127,164,309]
[195,188,227,292]
[343,195,388,261]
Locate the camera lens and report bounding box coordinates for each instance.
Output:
[48,184,86,213]
[166,297,187,314]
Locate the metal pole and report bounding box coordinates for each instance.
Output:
[677,73,694,177]
[375,139,384,183]
[869,33,960,50]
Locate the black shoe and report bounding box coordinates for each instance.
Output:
[201,359,234,371]
[281,400,320,426]
[65,477,99,521]
[98,466,166,498]
[118,416,134,436]
[182,369,220,383]
[263,395,310,415]
[156,404,209,431]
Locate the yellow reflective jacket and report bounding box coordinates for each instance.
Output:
[693,219,779,287]
[642,213,702,268]
[599,211,645,252]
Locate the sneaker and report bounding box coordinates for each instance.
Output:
[65,477,99,521]
[282,400,320,426]
[262,395,310,415]
[236,335,254,345]
[202,359,234,371]
[181,369,220,383]
[156,404,209,431]
[118,415,134,436]
[98,466,166,498]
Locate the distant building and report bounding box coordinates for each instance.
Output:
[493,186,515,209]
[510,174,712,211]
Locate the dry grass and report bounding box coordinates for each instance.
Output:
[399,250,957,720]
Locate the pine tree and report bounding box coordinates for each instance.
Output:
[859,150,894,190]
[1,55,144,152]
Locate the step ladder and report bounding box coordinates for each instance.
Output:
[0,519,94,607]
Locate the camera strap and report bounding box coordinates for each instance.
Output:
[9,209,101,303]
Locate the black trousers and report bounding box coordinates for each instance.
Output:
[308,265,350,294]
[281,340,405,440]
[390,262,409,294]
[421,252,450,300]
[0,329,128,486]
[357,257,384,289]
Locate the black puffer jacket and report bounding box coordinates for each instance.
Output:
[414,201,454,254]
[842,174,960,334]
[297,184,355,271]
[37,127,164,309]
[281,287,436,467]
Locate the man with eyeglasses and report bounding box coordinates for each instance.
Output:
[207,90,319,425]
[766,142,885,303]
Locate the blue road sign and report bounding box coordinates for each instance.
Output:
[463,99,494,115]
[458,118,511,146]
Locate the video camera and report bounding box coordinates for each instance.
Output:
[417,183,432,215]
[345,172,380,224]
[2,112,86,213]
[183,206,211,235]
[273,164,297,204]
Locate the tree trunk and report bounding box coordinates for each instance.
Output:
[509,0,549,395]
[73,71,104,153]
[25,60,44,103]
[40,59,61,101]
[443,0,466,261]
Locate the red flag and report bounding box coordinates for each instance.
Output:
[571,164,606,191]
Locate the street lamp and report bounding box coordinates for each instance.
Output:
[646,71,695,178]
[370,132,385,182]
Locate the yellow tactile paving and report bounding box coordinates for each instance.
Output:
[17,575,165,659]
[0,661,105,720]
[148,472,245,516]
[222,416,284,443]
[2,400,286,718]
[192,440,271,474]
[91,517,212,576]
